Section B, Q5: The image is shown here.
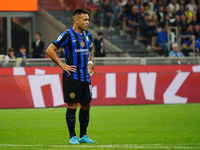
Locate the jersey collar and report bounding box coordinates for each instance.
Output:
[71,27,83,36]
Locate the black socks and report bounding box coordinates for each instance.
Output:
[66,108,76,138]
[66,108,90,138]
[79,109,90,138]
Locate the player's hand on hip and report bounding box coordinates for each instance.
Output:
[61,64,76,76]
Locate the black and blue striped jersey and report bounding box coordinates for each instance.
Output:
[52,27,93,82]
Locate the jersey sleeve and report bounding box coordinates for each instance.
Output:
[52,31,69,49]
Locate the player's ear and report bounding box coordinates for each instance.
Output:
[73,15,78,24]
[74,18,79,24]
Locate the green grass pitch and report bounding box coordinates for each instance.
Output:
[0,104,200,150]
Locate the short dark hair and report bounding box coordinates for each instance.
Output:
[186,23,192,28]
[20,45,26,49]
[97,32,103,36]
[72,8,89,17]
[162,23,168,29]
[8,48,14,52]
[35,32,41,36]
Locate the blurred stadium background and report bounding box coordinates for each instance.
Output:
[0,0,200,149]
[0,0,200,106]
[0,0,200,61]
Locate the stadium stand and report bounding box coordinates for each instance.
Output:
[45,1,153,57]
[39,0,66,11]
[1,0,200,67]
[40,0,200,58]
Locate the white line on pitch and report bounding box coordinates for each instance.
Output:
[0,144,200,149]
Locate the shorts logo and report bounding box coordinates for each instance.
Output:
[89,85,92,93]
[69,92,75,99]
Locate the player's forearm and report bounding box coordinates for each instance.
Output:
[46,44,64,68]
[88,49,94,62]
[88,49,94,73]
[88,56,94,62]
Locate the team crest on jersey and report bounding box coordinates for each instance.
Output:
[86,36,89,42]
[81,41,85,47]
[57,35,62,42]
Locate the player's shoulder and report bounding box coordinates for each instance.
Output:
[54,30,70,44]
[64,29,71,35]
[62,29,72,38]
[57,30,70,39]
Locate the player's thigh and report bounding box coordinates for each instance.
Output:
[80,81,92,104]
[63,75,81,103]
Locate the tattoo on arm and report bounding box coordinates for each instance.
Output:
[89,48,94,62]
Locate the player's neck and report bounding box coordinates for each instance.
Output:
[73,26,83,35]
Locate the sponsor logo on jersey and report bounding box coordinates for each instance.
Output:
[75,49,89,55]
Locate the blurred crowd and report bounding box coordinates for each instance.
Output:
[3,32,45,66]
[2,0,200,65]
[91,0,200,56]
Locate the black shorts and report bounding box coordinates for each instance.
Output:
[63,75,92,104]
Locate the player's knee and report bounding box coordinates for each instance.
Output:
[80,102,91,110]
[67,102,78,109]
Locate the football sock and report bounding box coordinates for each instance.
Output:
[66,108,76,138]
[79,109,90,138]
